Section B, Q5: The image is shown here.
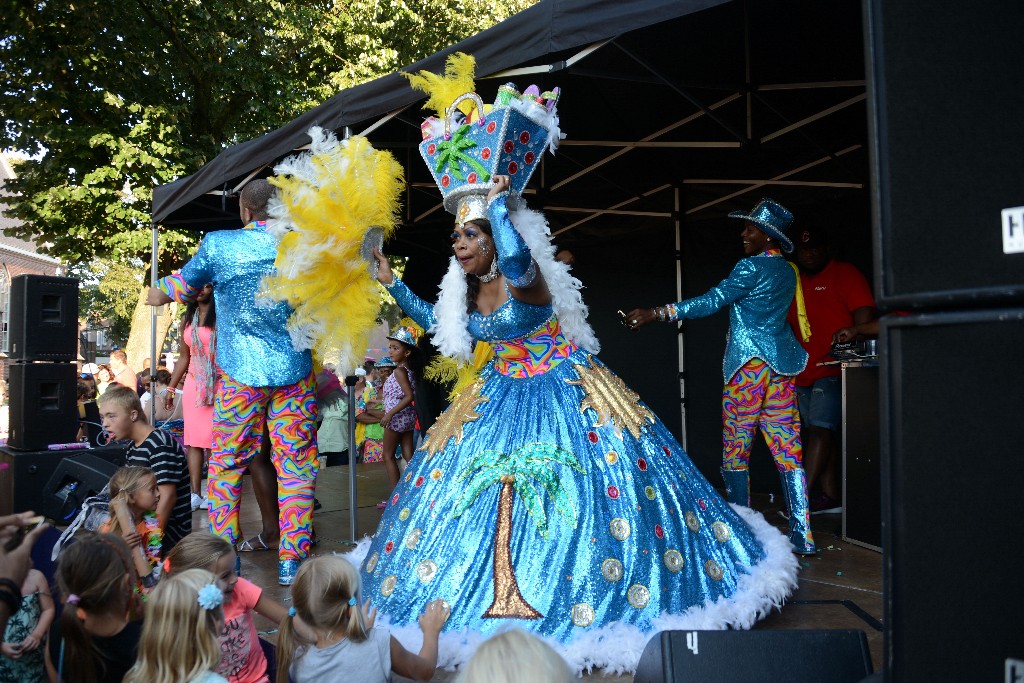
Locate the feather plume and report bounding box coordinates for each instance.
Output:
[402,52,479,118]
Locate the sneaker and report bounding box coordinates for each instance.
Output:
[190,493,203,511]
[810,493,842,515]
[278,559,300,586]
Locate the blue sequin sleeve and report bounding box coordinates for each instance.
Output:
[488,193,537,288]
[675,259,755,320]
[384,278,437,331]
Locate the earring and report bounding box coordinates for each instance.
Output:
[478,256,500,283]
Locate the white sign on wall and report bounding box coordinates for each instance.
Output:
[1002,205,1024,254]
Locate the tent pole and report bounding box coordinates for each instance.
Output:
[674,185,687,451]
[149,222,159,423]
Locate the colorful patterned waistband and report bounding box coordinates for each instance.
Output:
[492,318,577,378]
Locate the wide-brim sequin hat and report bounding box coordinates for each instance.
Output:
[728,198,795,253]
[386,325,418,348]
[374,356,397,368]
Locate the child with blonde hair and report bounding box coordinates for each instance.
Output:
[124,568,227,683]
[454,629,573,683]
[100,466,163,588]
[164,532,287,683]
[44,533,143,683]
[277,555,448,683]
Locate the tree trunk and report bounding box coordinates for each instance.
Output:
[483,479,542,619]
[124,287,177,379]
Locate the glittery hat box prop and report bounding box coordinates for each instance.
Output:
[418,83,562,214]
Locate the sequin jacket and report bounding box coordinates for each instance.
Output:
[675,251,808,382]
[156,221,312,387]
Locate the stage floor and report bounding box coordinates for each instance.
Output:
[213,462,883,681]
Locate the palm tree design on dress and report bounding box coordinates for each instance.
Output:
[434,123,491,182]
[451,442,585,618]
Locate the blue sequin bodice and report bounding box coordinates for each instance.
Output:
[468,294,553,342]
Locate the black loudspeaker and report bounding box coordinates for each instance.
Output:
[39,452,120,523]
[7,274,79,361]
[635,629,872,683]
[0,445,127,516]
[865,2,1024,307]
[7,362,78,450]
[882,310,1024,680]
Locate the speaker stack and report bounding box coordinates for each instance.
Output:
[866,1,1024,679]
[6,274,80,450]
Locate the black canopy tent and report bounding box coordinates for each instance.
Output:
[148,0,870,480]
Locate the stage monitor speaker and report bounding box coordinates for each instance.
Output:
[882,309,1024,681]
[7,274,79,361]
[865,2,1024,307]
[39,453,120,524]
[7,362,78,451]
[634,629,872,683]
[0,445,127,516]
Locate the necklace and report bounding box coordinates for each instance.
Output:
[478,256,499,283]
[142,511,163,569]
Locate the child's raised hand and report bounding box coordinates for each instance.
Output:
[418,599,450,635]
[360,598,377,630]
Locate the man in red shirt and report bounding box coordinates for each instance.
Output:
[787,226,875,513]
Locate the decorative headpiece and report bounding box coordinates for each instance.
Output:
[405,53,562,226]
[374,355,397,369]
[728,198,795,253]
[387,325,418,348]
[196,583,223,610]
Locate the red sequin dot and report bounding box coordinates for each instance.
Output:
[655,525,665,539]
[524,151,535,164]
[503,140,515,153]
[481,147,491,160]
[607,485,619,499]
[507,161,519,174]
[519,131,531,144]
[587,431,599,444]
[467,172,477,184]
[391,494,399,505]
[637,458,648,471]
[698,498,707,510]
[384,541,394,553]
[441,175,450,187]
[662,445,671,457]
[415,476,425,487]
[487,121,497,134]
[427,143,436,155]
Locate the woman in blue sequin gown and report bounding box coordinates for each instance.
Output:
[358,177,798,673]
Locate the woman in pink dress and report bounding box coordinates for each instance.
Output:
[167,283,217,510]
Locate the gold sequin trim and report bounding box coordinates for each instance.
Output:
[416,560,438,583]
[482,480,542,618]
[567,356,655,439]
[704,560,724,581]
[712,521,731,542]
[380,575,397,596]
[627,584,650,609]
[405,471,413,482]
[421,378,489,458]
[406,528,422,550]
[685,510,700,533]
[398,508,411,521]
[364,552,379,574]
[601,558,624,582]
[609,517,631,541]
[571,603,595,627]
[663,549,683,572]
[605,450,619,465]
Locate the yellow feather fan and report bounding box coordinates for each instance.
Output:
[402,52,479,118]
[261,128,405,372]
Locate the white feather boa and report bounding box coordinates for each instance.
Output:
[430,203,600,359]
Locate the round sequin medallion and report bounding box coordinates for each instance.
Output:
[380,575,397,596]
[607,485,619,499]
[627,584,650,609]
[712,521,731,542]
[645,486,656,500]
[571,603,595,627]
[406,528,422,549]
[663,549,684,573]
[654,524,665,539]
[601,558,624,582]
[364,552,379,574]
[398,508,411,521]
[605,450,619,465]
[609,518,631,541]
[430,468,442,480]
[416,560,438,583]
[685,510,700,533]
[705,559,724,581]
[637,457,648,471]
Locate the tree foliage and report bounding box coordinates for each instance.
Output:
[70,258,145,347]
[1,0,535,269]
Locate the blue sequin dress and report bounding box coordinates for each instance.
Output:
[355,271,798,672]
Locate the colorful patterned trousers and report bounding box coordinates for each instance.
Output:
[208,371,318,561]
[722,358,803,471]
